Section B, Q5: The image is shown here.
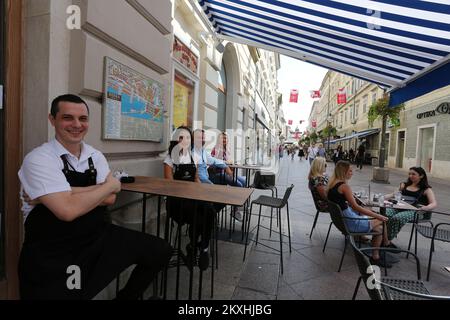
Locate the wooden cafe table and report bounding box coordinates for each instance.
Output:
[121,176,254,300]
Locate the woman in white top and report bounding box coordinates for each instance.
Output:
[163,126,214,270]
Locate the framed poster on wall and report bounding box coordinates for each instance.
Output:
[103,57,165,142]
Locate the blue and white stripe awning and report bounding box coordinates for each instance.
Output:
[197,0,450,105]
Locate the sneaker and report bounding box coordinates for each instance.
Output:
[198,248,209,271]
[370,256,393,268]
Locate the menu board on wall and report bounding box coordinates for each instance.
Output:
[103,57,165,142]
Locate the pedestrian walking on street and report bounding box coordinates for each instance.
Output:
[317,143,326,158]
[308,142,318,165]
[356,143,365,170]
[298,144,305,160]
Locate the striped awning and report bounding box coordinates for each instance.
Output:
[197,0,450,105]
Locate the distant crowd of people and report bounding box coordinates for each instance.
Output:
[281,141,367,170]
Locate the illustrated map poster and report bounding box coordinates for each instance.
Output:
[103,57,165,142]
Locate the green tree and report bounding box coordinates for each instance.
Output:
[309,131,318,143]
[368,96,404,168]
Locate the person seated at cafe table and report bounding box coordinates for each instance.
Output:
[382,166,437,251]
[327,161,391,267]
[308,157,329,211]
[192,129,234,185]
[210,132,246,187]
[163,126,216,270]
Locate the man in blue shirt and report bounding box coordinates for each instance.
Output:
[193,129,233,184]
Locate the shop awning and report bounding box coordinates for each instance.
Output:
[330,128,380,144]
[196,0,450,106]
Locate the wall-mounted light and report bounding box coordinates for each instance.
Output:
[216,41,225,53]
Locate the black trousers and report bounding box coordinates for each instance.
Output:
[19,224,172,300]
[166,197,216,249]
[356,155,364,169]
[88,225,172,300]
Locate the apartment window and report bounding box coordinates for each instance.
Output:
[355,101,359,118]
[363,95,368,114]
[372,90,377,104]
[344,109,347,123]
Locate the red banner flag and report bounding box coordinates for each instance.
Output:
[310,90,321,99]
[312,120,317,128]
[289,89,299,103]
[337,88,347,104]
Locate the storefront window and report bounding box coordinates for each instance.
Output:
[172,71,194,131]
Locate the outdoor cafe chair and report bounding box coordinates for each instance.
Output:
[251,170,278,236]
[407,210,450,281]
[325,201,382,272]
[243,184,294,274]
[308,185,329,239]
[349,236,450,300]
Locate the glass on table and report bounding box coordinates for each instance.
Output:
[394,191,402,202]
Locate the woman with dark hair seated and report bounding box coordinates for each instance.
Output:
[383,166,437,250]
[163,126,216,270]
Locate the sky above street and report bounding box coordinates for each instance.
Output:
[278,55,328,133]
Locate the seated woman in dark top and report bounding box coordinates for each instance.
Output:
[327,161,390,267]
[163,126,216,270]
[308,157,328,211]
[383,166,437,250]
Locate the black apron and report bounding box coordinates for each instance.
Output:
[19,155,108,300]
[166,156,197,224]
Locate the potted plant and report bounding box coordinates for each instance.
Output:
[368,95,404,183]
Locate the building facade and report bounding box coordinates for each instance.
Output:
[311,69,450,178]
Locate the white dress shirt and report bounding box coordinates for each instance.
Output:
[18,139,110,220]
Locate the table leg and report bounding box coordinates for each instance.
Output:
[157,196,161,238]
[189,201,198,300]
[142,194,147,233]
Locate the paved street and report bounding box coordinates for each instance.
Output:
[161,156,450,300]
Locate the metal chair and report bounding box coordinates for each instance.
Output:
[324,201,382,272]
[407,210,450,281]
[349,236,450,300]
[308,183,329,239]
[243,184,294,274]
[251,170,278,236]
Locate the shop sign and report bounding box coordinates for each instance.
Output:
[173,37,198,74]
[416,102,450,119]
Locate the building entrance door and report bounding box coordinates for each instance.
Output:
[419,127,435,173]
[396,131,405,168]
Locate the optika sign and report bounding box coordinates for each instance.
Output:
[417,102,450,119]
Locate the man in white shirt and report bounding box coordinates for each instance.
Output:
[308,142,318,165]
[18,94,171,300]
